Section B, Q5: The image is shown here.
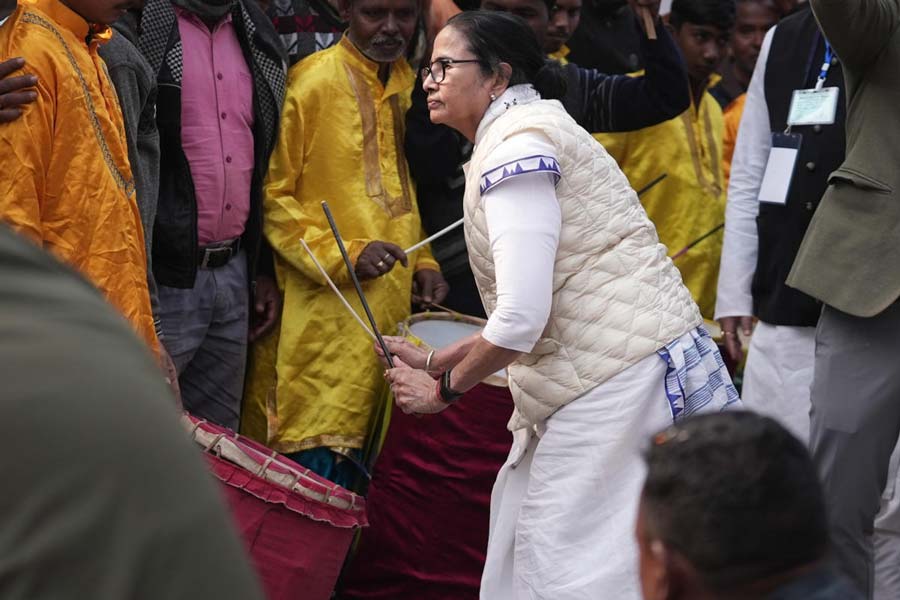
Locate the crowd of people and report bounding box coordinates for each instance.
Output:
[1,0,899,597]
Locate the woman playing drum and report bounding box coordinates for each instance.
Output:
[380,11,739,599]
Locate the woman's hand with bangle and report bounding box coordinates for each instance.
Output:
[385,357,452,415]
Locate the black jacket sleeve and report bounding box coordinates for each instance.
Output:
[569,16,691,133]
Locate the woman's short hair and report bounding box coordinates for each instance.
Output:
[446,11,567,100]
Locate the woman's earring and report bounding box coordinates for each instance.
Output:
[490,93,497,101]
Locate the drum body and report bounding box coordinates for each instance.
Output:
[185,415,367,600]
[398,312,508,387]
[341,312,514,600]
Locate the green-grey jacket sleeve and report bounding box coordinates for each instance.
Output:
[811,0,900,70]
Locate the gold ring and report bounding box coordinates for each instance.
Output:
[723,331,737,337]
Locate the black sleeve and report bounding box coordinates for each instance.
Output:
[404,73,464,184]
[575,16,691,133]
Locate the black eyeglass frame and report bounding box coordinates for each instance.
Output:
[421,58,486,83]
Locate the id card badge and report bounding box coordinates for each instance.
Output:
[787,87,839,126]
[758,133,802,205]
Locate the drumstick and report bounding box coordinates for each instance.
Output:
[636,173,667,197]
[638,5,658,40]
[322,201,395,368]
[300,239,376,342]
[405,175,659,261]
[404,217,464,255]
[671,223,725,260]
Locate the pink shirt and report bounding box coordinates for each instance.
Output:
[177,9,255,244]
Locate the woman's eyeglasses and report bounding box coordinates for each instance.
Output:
[421,58,484,83]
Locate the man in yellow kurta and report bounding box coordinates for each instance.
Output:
[242,0,446,486]
[594,0,733,318]
[0,0,158,351]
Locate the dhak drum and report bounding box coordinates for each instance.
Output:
[399,312,508,387]
[183,414,367,600]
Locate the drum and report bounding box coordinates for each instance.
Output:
[183,415,367,600]
[398,311,509,387]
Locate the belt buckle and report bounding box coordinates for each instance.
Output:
[200,246,232,269]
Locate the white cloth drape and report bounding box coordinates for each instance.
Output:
[480,352,673,600]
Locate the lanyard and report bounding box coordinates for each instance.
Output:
[815,42,834,91]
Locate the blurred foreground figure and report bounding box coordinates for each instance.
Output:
[0,224,263,600]
[637,412,863,600]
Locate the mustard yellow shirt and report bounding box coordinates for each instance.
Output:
[242,37,438,453]
[0,0,157,351]
[594,85,726,318]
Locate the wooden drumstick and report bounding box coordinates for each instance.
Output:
[322,201,395,368]
[404,217,464,255]
[638,5,658,40]
[300,239,376,342]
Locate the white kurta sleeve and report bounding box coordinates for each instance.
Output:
[714,27,775,320]
[479,132,562,353]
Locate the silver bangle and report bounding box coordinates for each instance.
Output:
[425,349,435,373]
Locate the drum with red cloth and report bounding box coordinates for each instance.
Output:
[339,312,514,600]
[184,415,368,600]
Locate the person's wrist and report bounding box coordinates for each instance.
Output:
[437,368,464,404]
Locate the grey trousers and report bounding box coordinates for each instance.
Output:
[158,250,249,431]
[811,301,900,598]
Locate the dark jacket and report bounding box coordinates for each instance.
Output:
[138,0,286,289]
[753,5,845,326]
[100,13,163,334]
[559,16,690,132]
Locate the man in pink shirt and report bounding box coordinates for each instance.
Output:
[138,0,286,430]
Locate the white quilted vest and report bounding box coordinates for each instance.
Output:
[465,99,702,431]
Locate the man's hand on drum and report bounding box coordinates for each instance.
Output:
[717,315,754,363]
[413,268,449,307]
[385,358,450,415]
[355,241,408,281]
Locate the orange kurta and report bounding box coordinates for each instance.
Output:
[722,92,747,183]
[0,0,157,351]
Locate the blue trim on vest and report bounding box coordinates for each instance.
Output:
[480,154,561,194]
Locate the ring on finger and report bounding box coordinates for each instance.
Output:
[376,260,386,269]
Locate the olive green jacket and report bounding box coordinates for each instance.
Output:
[787,0,900,317]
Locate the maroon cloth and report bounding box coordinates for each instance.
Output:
[339,383,514,600]
[189,416,367,600]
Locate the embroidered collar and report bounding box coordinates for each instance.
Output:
[337,35,414,98]
[25,0,112,47]
[475,84,541,144]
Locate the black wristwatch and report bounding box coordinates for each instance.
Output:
[438,369,464,404]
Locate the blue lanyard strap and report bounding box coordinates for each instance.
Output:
[816,42,834,90]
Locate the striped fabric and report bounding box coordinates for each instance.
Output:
[657,326,741,421]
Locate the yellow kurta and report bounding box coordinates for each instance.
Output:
[593,87,725,318]
[0,0,157,351]
[548,44,570,65]
[242,37,438,454]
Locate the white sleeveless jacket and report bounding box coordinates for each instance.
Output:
[465,98,702,431]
